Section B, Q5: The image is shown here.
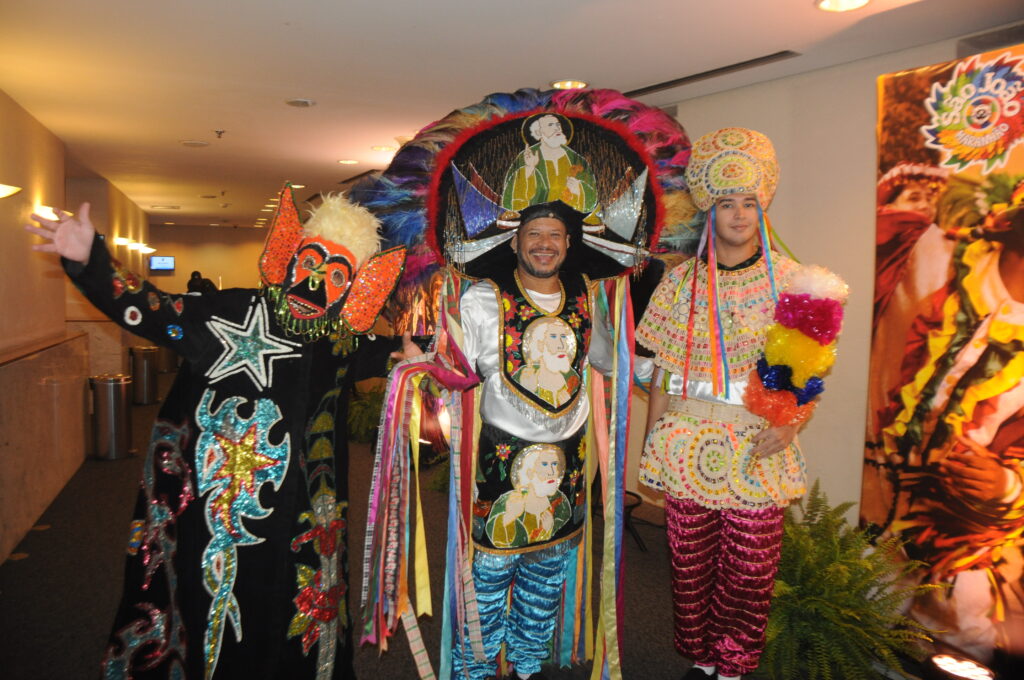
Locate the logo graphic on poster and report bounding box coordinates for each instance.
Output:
[922,52,1024,172]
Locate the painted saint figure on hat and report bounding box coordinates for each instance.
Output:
[502,113,598,215]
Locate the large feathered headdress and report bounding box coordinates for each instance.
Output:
[349,88,694,333]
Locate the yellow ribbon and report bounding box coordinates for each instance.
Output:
[409,373,432,618]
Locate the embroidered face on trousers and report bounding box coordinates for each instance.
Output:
[283,236,356,321]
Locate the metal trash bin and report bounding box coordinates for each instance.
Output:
[90,374,132,460]
[130,345,160,405]
[157,346,180,373]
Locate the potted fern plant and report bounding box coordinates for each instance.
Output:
[758,482,939,680]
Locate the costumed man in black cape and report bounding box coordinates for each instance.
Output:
[26,188,404,679]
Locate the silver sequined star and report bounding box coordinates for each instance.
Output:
[206,299,301,390]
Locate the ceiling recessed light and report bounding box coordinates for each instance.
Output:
[113,237,132,246]
[163,222,175,225]
[551,79,588,90]
[260,208,274,212]
[286,98,317,108]
[815,0,869,11]
[179,140,209,148]
[337,159,358,165]
[151,205,180,210]
[127,242,146,251]
[268,197,279,202]
[209,223,220,227]
[139,247,156,254]
[371,145,396,152]
[290,183,306,189]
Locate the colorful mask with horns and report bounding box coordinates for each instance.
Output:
[259,186,406,346]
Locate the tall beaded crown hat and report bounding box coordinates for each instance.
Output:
[686,127,779,212]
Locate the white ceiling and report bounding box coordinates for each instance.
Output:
[1,0,1022,228]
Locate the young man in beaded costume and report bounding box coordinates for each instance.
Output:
[637,128,847,680]
[26,189,404,679]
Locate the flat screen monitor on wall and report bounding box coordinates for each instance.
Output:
[149,255,175,271]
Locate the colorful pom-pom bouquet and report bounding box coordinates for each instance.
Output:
[743,265,848,426]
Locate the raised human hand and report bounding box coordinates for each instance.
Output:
[389,331,426,362]
[25,202,94,264]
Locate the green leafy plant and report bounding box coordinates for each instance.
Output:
[759,481,939,680]
[348,383,386,444]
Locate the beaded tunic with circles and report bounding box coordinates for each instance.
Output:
[636,253,806,509]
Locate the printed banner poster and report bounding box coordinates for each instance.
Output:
[861,42,1024,668]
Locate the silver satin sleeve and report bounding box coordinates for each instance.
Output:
[662,369,749,406]
[460,282,590,442]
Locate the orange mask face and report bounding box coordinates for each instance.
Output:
[283,235,357,320]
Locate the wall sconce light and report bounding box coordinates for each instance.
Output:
[34,206,62,221]
[0,183,22,198]
[113,237,132,246]
[926,653,994,680]
[815,0,870,11]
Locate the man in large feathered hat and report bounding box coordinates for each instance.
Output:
[637,128,848,680]
[26,189,404,679]
[359,88,692,680]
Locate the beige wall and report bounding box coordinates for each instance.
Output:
[146,224,266,294]
[666,36,968,510]
[0,90,66,359]
[0,90,90,561]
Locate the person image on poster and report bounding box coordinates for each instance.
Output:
[873,179,1024,663]
[861,46,1024,672]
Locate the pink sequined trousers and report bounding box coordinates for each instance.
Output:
[665,495,784,677]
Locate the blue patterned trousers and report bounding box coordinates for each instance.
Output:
[451,546,569,679]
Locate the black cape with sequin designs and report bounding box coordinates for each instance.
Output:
[67,236,391,679]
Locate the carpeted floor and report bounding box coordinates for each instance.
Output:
[0,370,694,680]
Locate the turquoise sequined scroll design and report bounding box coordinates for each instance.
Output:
[102,420,193,679]
[195,390,290,677]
